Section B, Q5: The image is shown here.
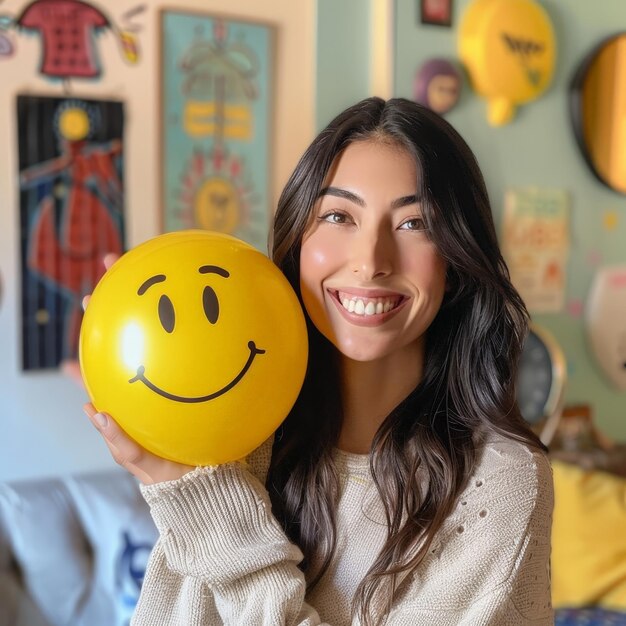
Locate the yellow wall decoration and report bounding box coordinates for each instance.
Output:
[575,35,626,194]
[459,0,556,126]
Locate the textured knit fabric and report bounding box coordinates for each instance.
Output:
[132,436,554,625]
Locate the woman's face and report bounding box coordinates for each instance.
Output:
[300,139,447,363]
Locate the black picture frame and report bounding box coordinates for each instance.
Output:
[420,0,453,27]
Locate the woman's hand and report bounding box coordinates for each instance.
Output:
[83,402,195,485]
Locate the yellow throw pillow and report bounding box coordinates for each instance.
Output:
[552,460,626,609]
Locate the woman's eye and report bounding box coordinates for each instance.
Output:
[203,286,220,324]
[158,295,175,333]
[399,217,426,231]
[320,211,351,225]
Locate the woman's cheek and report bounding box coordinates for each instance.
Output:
[300,233,333,289]
[403,245,447,291]
[301,227,341,267]
[300,237,335,335]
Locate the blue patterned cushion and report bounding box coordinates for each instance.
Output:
[556,607,626,625]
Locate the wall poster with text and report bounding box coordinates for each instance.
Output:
[160,10,274,252]
[501,188,570,314]
[18,95,125,370]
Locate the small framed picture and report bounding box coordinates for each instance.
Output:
[420,0,453,27]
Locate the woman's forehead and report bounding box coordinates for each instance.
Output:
[322,140,418,188]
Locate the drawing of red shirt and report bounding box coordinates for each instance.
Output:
[17,0,109,78]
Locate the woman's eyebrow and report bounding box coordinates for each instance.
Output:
[390,194,420,209]
[318,187,420,210]
[318,186,365,206]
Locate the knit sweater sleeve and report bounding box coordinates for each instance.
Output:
[135,463,329,626]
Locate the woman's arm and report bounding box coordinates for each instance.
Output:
[84,406,329,625]
[137,464,327,625]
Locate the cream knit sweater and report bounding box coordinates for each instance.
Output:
[132,436,554,625]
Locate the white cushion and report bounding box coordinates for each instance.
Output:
[65,471,158,626]
[0,470,158,626]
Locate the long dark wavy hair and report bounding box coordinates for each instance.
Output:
[267,97,543,625]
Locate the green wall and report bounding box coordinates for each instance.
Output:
[394,0,626,439]
[316,0,371,130]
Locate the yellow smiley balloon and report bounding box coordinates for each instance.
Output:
[79,230,308,466]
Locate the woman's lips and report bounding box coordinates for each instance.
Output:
[327,289,409,327]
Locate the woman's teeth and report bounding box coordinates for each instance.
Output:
[340,296,398,316]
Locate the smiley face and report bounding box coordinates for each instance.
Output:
[128,264,266,403]
[79,230,308,466]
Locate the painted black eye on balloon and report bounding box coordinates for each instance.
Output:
[158,295,175,333]
[203,286,219,324]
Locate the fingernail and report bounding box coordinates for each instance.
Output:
[93,412,108,428]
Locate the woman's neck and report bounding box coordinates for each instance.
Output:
[337,347,424,454]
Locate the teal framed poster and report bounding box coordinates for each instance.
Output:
[160,10,273,251]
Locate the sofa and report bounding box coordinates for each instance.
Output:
[0,470,157,626]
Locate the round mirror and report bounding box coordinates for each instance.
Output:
[517,324,566,446]
[570,33,626,194]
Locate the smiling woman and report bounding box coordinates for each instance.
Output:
[81,98,553,626]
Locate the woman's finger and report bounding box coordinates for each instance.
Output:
[103,253,119,270]
[102,437,153,485]
[82,254,119,312]
[84,404,147,477]
[102,435,192,485]
[83,403,194,484]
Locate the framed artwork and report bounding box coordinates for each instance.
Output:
[420,0,453,27]
[160,10,274,252]
[501,188,570,314]
[10,0,143,83]
[17,95,125,370]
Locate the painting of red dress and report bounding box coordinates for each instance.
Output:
[420,0,453,26]
[18,95,125,370]
[6,0,142,82]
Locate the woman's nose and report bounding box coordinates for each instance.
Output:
[349,227,393,280]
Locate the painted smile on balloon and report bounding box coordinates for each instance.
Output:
[128,341,266,403]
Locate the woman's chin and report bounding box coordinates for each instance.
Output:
[331,337,394,363]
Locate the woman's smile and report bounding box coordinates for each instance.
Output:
[327,288,409,327]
